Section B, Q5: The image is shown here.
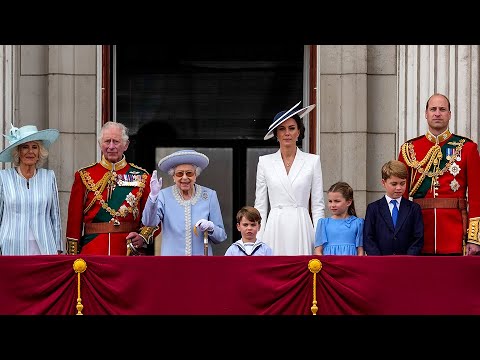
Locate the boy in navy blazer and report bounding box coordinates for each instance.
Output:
[364,160,424,255]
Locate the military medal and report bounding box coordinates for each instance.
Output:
[446,147,453,161]
[117,173,141,187]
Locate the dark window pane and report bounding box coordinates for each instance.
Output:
[116,44,304,140]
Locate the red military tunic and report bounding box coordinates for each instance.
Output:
[398,129,480,254]
[66,155,158,255]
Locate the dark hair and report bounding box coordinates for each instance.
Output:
[236,206,261,224]
[425,93,450,111]
[273,114,305,141]
[328,181,356,216]
[381,160,407,180]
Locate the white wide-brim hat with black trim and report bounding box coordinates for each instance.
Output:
[158,149,210,173]
[264,101,316,140]
[0,124,60,162]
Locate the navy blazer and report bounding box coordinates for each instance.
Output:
[363,196,424,255]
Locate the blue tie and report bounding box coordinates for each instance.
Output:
[390,199,398,227]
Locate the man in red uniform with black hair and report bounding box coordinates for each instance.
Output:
[398,93,480,255]
[66,121,159,255]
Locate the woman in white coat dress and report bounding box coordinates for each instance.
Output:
[254,101,325,255]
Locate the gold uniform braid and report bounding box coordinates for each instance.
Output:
[401,142,442,197]
[401,139,465,197]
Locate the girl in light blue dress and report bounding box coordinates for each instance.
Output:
[314,182,364,256]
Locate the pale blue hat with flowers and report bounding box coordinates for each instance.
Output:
[0,124,60,162]
[158,149,209,173]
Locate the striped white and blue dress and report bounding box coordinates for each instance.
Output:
[0,167,63,255]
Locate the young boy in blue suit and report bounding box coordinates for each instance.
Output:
[363,160,424,255]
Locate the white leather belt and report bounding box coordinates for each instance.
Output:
[272,204,303,209]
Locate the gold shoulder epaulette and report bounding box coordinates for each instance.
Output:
[77,162,97,172]
[129,163,149,175]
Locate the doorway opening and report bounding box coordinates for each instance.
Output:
[114,44,304,253]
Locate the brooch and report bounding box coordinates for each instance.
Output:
[448,162,461,177]
[450,179,460,192]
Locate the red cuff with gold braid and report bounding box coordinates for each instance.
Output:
[139,226,159,244]
[467,217,480,246]
[66,238,79,255]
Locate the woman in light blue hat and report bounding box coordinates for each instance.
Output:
[142,149,227,255]
[0,124,63,255]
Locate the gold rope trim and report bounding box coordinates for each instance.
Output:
[73,258,87,315]
[81,171,112,213]
[80,169,146,219]
[401,139,465,197]
[308,259,322,315]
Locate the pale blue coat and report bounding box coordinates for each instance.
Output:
[142,184,227,255]
[0,168,63,255]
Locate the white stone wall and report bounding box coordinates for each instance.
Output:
[364,45,398,216]
[0,45,16,165]
[46,45,98,238]
[318,45,369,218]
[12,45,99,239]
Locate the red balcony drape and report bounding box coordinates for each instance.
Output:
[0,255,479,315]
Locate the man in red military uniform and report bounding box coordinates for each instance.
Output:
[398,93,480,255]
[66,121,159,255]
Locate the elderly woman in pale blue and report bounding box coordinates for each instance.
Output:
[0,124,63,255]
[142,149,227,255]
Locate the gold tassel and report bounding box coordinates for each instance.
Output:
[308,259,322,315]
[72,258,87,315]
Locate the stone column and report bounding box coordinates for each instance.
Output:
[0,45,17,170]
[46,45,99,238]
[318,45,368,217]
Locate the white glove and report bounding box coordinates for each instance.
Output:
[195,219,214,232]
[149,170,162,201]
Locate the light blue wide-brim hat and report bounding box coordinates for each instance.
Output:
[264,101,316,140]
[0,124,60,162]
[158,149,210,173]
